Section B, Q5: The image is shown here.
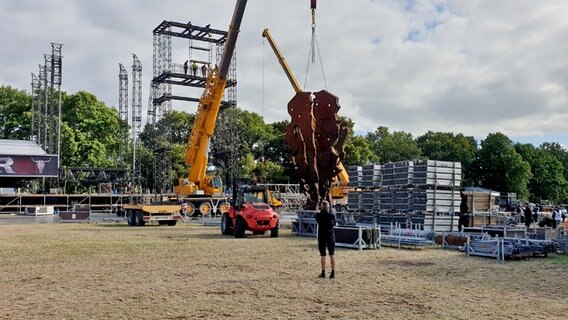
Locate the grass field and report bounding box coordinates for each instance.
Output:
[1,222,567,320]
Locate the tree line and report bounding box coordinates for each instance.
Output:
[1,85,568,203]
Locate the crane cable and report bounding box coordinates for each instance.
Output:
[303,2,328,91]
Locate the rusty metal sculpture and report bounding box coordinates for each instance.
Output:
[285,90,347,210]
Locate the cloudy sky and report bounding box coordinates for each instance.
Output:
[1,0,568,146]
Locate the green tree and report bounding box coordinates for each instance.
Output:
[476,133,532,199]
[61,91,127,167]
[237,109,274,158]
[344,135,379,166]
[540,142,568,181]
[253,160,286,183]
[366,126,421,163]
[416,131,477,185]
[0,86,32,140]
[516,143,568,203]
[264,120,297,182]
[140,110,195,148]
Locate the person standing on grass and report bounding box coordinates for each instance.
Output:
[523,203,533,228]
[316,200,336,279]
[532,205,540,225]
[554,206,563,229]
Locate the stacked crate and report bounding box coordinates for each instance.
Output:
[347,190,362,211]
[347,166,362,210]
[381,162,394,187]
[360,164,381,188]
[411,189,460,213]
[394,190,411,211]
[347,166,362,188]
[412,160,461,187]
[378,190,394,211]
[382,161,414,187]
[361,190,379,211]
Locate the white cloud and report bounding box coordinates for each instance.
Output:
[1,0,568,145]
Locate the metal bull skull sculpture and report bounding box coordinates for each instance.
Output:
[285,90,348,210]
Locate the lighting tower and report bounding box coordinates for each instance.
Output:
[131,54,143,192]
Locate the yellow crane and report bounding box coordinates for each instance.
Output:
[173,0,248,215]
[262,28,350,211]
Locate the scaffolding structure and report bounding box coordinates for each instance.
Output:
[211,46,238,182]
[30,73,41,143]
[149,20,239,191]
[118,63,129,123]
[29,43,62,191]
[118,63,129,167]
[131,54,143,191]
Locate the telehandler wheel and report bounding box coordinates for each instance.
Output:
[134,211,146,227]
[221,213,234,235]
[126,210,135,226]
[234,217,246,238]
[270,219,280,238]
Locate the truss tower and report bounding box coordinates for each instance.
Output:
[131,54,143,191]
[149,20,239,188]
[118,63,129,123]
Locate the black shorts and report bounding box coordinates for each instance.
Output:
[318,236,335,256]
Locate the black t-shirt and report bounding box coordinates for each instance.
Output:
[316,209,336,239]
[524,207,532,220]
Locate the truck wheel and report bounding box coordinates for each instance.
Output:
[135,211,145,227]
[199,202,212,216]
[126,210,135,226]
[166,221,177,226]
[219,202,230,215]
[184,202,195,216]
[234,217,246,238]
[270,220,280,238]
[221,213,234,235]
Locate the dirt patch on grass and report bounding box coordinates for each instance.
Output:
[0,223,566,320]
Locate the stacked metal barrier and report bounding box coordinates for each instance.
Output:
[463,235,560,260]
[380,227,435,248]
[553,237,568,254]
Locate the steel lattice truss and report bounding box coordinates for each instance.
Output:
[131,54,143,191]
[118,64,128,123]
[29,43,63,191]
[149,20,239,190]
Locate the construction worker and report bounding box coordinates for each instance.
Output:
[191,61,198,76]
[183,60,188,75]
[201,64,207,77]
[523,203,532,228]
[316,200,336,279]
[554,206,563,228]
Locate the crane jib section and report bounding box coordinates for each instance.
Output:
[185,67,228,183]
